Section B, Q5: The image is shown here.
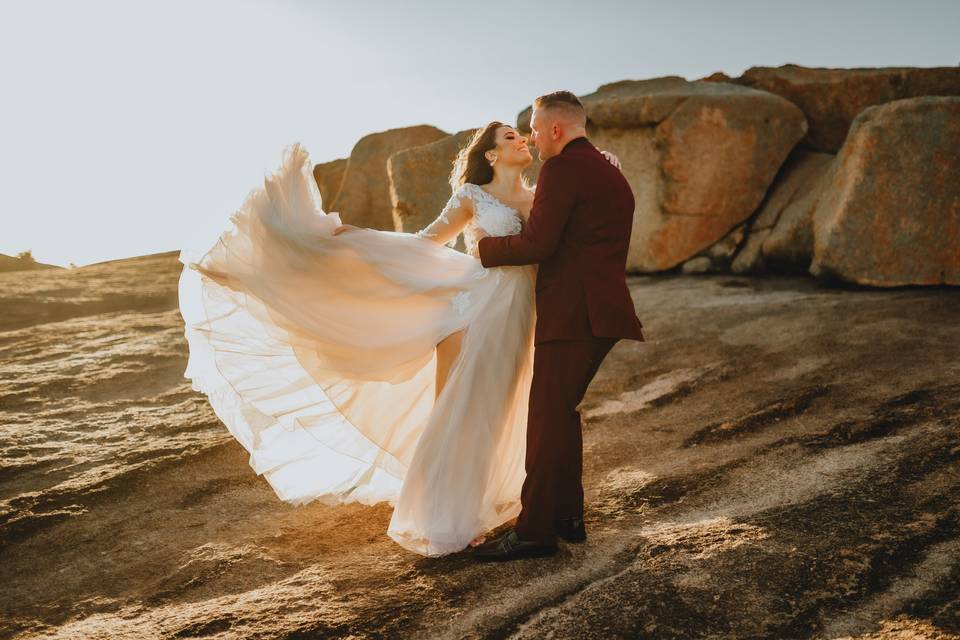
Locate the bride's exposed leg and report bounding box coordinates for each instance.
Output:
[435,329,464,400]
[437,328,490,549]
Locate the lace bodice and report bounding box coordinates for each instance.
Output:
[416,183,524,254]
[458,184,525,254]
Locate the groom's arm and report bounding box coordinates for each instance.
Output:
[477,156,577,267]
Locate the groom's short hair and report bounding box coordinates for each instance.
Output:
[533,90,586,125]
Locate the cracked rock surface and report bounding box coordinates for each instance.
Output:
[1,253,959,639]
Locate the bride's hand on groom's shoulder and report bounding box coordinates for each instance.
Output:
[600,150,622,170]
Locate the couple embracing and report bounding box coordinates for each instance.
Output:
[178,90,644,562]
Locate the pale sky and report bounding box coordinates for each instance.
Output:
[1,0,957,266]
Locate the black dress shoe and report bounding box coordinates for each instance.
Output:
[471,527,558,561]
[556,516,586,543]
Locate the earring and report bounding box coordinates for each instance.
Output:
[488,154,498,166]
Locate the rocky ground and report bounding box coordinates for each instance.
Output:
[1,252,958,639]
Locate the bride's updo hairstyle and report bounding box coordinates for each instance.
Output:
[449,121,507,190]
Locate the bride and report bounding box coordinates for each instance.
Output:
[178,121,619,556]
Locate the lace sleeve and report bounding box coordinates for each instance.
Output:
[415,185,474,247]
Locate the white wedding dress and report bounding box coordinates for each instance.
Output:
[177,143,536,556]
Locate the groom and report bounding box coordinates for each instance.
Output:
[470,91,645,561]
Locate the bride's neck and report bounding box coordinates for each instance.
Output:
[487,165,526,196]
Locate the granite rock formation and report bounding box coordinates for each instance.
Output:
[328,125,447,230]
[312,157,347,213]
[728,150,836,275]
[387,129,476,236]
[519,77,808,272]
[810,97,960,287]
[309,66,959,288]
[0,253,62,273]
[732,65,960,152]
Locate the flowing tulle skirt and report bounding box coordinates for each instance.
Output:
[177,143,536,556]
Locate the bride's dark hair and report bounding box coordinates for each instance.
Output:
[449,121,506,190]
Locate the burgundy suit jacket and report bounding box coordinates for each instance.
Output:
[478,137,645,345]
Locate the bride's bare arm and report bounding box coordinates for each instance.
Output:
[333,191,474,247]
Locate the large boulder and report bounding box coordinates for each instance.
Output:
[730,150,835,274]
[520,78,808,272]
[329,125,448,230]
[760,154,835,272]
[732,65,960,153]
[809,97,960,287]
[312,158,347,213]
[387,129,476,236]
[518,77,690,132]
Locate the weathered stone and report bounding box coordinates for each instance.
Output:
[678,223,747,274]
[699,71,733,83]
[312,158,347,213]
[330,125,448,230]
[6,251,960,637]
[518,77,692,132]
[731,151,835,274]
[729,232,768,276]
[517,79,807,272]
[810,97,960,286]
[0,253,62,273]
[707,224,746,261]
[680,255,713,274]
[734,65,960,152]
[388,130,476,235]
[761,158,834,273]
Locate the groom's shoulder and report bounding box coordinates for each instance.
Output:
[560,139,605,168]
[542,141,594,173]
[536,155,584,197]
[544,141,607,180]
[542,151,579,170]
[539,152,580,182]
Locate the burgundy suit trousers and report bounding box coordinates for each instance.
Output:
[513,335,618,543]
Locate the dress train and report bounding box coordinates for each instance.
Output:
[177,143,536,555]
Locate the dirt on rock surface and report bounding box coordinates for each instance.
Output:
[1,253,958,639]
